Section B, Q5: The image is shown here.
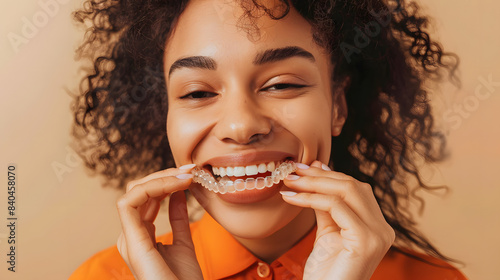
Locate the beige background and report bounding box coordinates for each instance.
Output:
[1,0,499,279]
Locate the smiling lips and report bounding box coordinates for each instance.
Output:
[192,160,297,194]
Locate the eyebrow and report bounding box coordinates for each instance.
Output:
[168,56,217,76]
[253,46,316,65]
[168,46,315,79]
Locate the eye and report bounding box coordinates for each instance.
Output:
[262,83,307,91]
[180,91,217,99]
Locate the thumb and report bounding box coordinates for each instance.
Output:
[169,191,195,249]
[310,160,323,168]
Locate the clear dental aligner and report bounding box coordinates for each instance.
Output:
[192,161,297,194]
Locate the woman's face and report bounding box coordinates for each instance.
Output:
[164,0,345,238]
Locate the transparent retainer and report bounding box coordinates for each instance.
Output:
[192,161,297,194]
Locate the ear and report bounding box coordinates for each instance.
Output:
[331,77,349,137]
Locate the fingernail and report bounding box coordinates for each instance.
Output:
[321,163,331,171]
[179,163,196,170]
[280,191,297,197]
[286,174,300,180]
[176,173,193,180]
[295,163,310,169]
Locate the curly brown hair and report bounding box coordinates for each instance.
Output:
[71,0,460,264]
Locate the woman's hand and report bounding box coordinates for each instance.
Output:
[282,160,395,280]
[116,164,203,280]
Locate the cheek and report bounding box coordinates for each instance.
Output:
[166,110,212,163]
[278,97,332,162]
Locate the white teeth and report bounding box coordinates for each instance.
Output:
[245,165,258,176]
[193,161,296,194]
[233,166,246,177]
[267,162,275,172]
[219,168,226,177]
[211,160,282,177]
[257,163,267,173]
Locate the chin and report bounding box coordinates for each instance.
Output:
[190,184,303,239]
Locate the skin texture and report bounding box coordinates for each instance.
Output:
[164,0,341,257]
[116,1,395,279]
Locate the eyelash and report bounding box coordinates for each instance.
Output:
[262,83,307,91]
[180,83,307,99]
[180,91,217,99]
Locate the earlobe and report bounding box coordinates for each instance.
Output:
[331,78,349,137]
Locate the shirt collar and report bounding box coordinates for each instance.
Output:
[275,224,316,278]
[192,212,316,279]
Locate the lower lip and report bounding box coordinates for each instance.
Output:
[216,181,282,204]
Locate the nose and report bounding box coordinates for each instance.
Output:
[214,93,272,145]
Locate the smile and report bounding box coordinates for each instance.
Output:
[212,161,278,177]
[192,161,296,194]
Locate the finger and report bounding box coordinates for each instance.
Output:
[117,175,193,246]
[295,161,350,180]
[117,233,130,267]
[314,209,342,240]
[169,191,196,250]
[145,222,157,246]
[284,175,353,196]
[126,163,196,192]
[126,165,195,223]
[281,192,366,236]
[117,177,192,280]
[141,194,168,223]
[314,209,340,232]
[124,175,193,210]
[283,175,385,227]
[310,160,323,169]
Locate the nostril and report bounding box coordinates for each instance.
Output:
[249,133,269,143]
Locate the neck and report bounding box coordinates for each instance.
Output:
[233,208,316,263]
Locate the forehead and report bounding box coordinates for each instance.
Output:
[163,0,323,69]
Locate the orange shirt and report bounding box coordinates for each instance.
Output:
[69,213,467,279]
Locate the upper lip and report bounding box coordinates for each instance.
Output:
[201,151,296,168]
